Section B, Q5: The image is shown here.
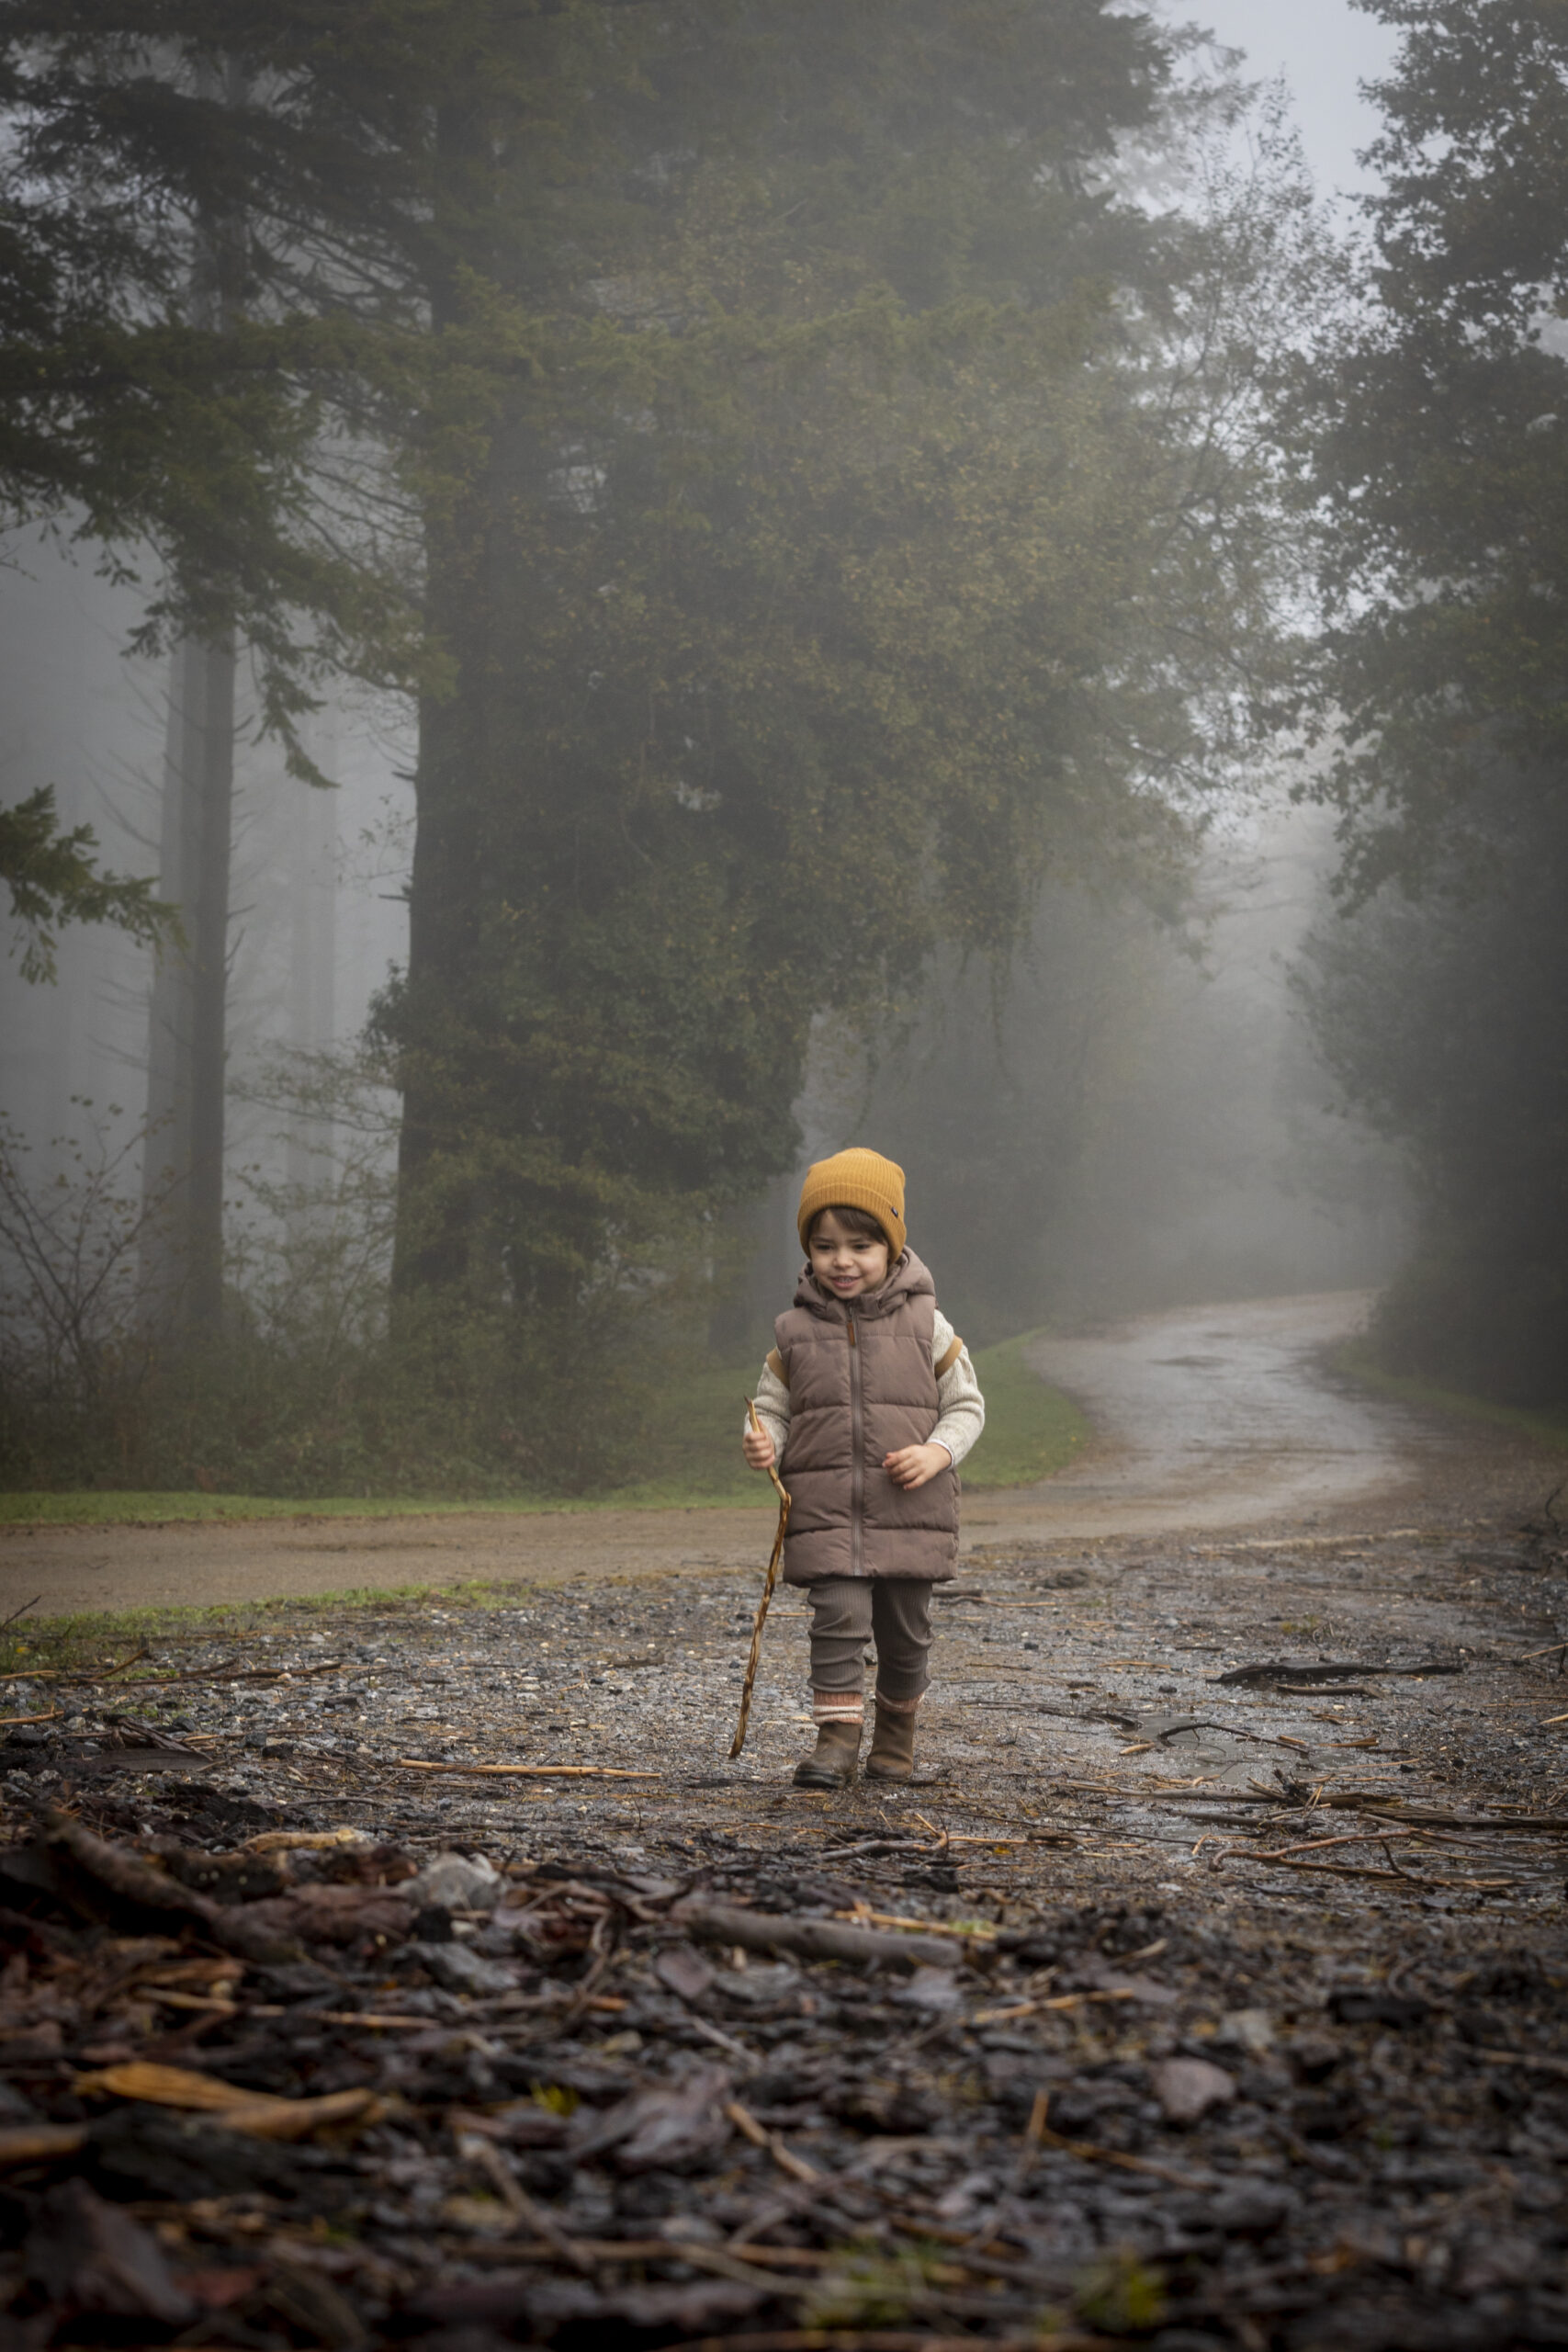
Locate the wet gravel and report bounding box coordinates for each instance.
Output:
[1,1498,1566,2346]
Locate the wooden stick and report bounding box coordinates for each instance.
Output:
[390,1758,655,1780]
[730,1397,791,1760]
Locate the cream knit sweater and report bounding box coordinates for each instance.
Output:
[747,1306,986,1472]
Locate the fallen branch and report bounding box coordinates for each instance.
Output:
[1134,1792,1568,1832]
[658,2333,1103,2352]
[1213,1659,1463,1687]
[390,1758,657,1780]
[39,1811,297,1961]
[673,1897,963,1973]
[1028,2115,1215,2189]
[1476,2048,1568,2079]
[1212,1847,1517,1891]
[727,2099,821,2184]
[972,1989,1138,2025]
[835,1905,998,1942]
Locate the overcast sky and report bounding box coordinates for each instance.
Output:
[1179,0,1400,199]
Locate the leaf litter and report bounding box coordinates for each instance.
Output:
[0,1498,1564,2344]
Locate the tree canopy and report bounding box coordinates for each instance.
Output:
[1295,0,1568,1405]
[369,2,1295,1472]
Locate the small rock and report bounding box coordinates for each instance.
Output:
[893,1966,963,2013]
[1286,2033,1341,2082]
[1151,2057,1236,2126]
[404,1850,503,1913]
[1451,2233,1540,2297]
[716,1962,798,2009]
[1216,2007,1274,2055]
[1206,2183,1294,2237]
[654,1942,716,2003]
[417,1940,518,1996]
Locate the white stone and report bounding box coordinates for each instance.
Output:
[404,1850,503,1912]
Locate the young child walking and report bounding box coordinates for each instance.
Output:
[741,1148,985,1788]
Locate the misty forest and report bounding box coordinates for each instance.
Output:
[6,0,1517,1504]
[6,7,1568,2351]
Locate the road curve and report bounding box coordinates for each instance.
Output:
[3,1291,1442,1617]
[1010,1288,1412,1534]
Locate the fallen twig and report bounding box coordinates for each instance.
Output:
[1212,1847,1517,1890]
[1214,1658,1463,1687]
[674,1897,963,1973]
[727,2098,821,2184]
[1029,2115,1216,2189]
[972,1989,1138,2024]
[1476,2048,1568,2079]
[391,1758,657,1780]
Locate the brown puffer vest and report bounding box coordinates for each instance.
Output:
[774,1250,959,1585]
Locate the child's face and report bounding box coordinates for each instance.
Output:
[809,1210,890,1300]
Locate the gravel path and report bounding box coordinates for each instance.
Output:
[4,1302,1568,2348]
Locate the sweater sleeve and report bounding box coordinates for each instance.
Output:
[930,1307,986,1469]
[744,1351,791,1470]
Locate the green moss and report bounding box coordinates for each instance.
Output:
[1333,1340,1568,1454]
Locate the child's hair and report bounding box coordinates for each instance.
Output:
[808,1203,891,1250]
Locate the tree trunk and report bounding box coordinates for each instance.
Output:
[140,55,246,1339]
[286,743,337,1211]
[389,93,494,1306]
[141,630,236,1335]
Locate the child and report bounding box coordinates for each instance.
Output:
[741,1147,985,1788]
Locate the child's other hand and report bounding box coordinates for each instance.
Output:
[884,1442,951,1490]
[742,1426,776,1473]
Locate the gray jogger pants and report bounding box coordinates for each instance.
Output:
[807,1577,933,1704]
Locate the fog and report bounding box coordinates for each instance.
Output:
[1,3,1408,1352]
[24,0,1541,1505]
[1188,0,1397,198]
[0,530,411,1204]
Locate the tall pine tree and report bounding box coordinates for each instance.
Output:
[377,1,1286,1480]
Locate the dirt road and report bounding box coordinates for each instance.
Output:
[0,1290,1526,1617]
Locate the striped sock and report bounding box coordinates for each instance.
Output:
[812,1692,865,1725]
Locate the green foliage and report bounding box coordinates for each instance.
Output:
[0,0,457,757]
[1296,0,1568,898]
[1292,2,1568,1406]
[1074,2246,1168,2335]
[805,2238,954,2329]
[1333,1340,1568,1456]
[0,787,175,982]
[380,4,1300,1471]
[1297,770,1568,1405]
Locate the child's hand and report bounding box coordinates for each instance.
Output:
[742,1425,776,1473]
[884,1442,951,1491]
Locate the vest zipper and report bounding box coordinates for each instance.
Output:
[847,1310,863,1576]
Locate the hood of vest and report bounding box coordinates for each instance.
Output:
[791,1248,935,1323]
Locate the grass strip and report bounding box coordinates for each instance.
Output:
[0,1329,1087,1524]
[1332,1342,1568,1454]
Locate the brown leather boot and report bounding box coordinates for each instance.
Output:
[794,1716,862,1789]
[865,1695,918,1781]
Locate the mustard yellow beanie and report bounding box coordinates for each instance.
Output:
[796,1148,907,1259]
